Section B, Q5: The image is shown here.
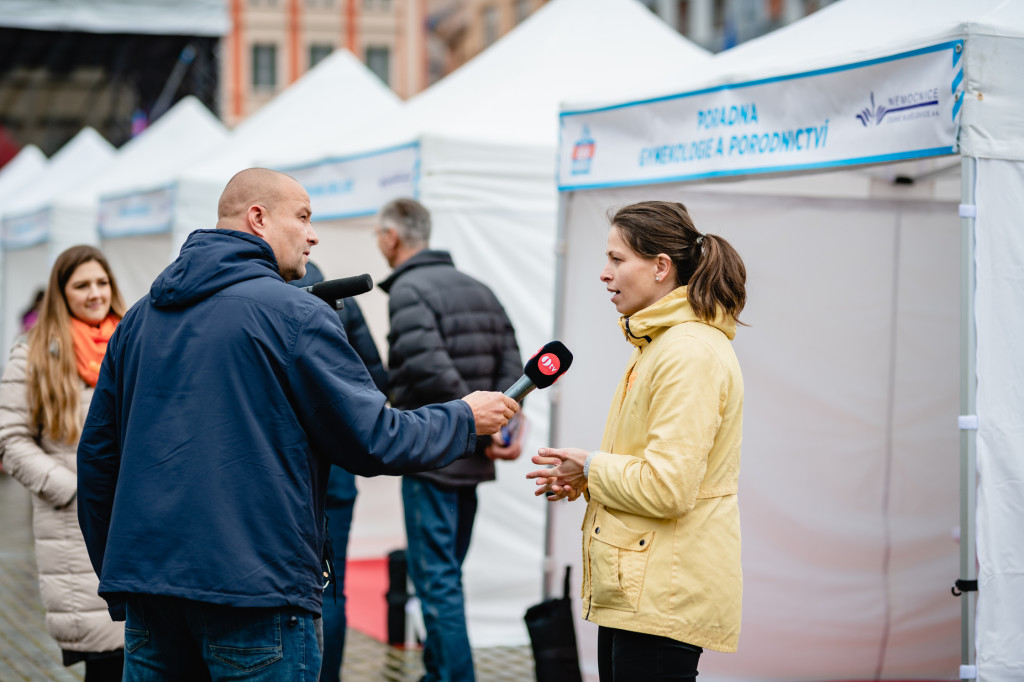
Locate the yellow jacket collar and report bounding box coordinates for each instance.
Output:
[619,286,737,347]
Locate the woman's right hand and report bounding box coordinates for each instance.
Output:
[526,447,590,501]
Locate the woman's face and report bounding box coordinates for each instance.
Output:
[600,226,662,317]
[64,260,112,325]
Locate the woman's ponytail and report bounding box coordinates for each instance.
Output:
[688,232,746,323]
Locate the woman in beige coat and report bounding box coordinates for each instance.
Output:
[528,201,746,682]
[0,245,126,680]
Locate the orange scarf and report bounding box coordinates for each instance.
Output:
[70,314,119,387]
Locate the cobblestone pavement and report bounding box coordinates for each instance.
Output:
[0,473,535,681]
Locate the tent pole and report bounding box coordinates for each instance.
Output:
[543,190,571,600]
[958,156,978,681]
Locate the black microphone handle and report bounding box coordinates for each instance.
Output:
[504,375,537,403]
[303,274,373,310]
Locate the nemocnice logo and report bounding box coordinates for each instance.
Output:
[856,88,940,127]
[571,126,595,176]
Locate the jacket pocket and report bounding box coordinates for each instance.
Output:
[589,507,654,612]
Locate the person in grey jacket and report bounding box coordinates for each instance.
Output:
[376,197,523,682]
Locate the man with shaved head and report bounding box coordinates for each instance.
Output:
[77,168,519,680]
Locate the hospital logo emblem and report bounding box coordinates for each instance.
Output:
[856,89,940,127]
[571,126,595,175]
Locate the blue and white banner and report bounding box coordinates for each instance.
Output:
[99,186,175,238]
[281,142,419,221]
[1,209,50,250]
[558,42,963,191]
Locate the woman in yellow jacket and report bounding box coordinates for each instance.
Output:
[528,201,746,682]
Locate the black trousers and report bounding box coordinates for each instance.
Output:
[598,626,703,682]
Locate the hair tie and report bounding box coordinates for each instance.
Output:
[695,234,705,245]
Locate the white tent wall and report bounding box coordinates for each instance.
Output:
[49,97,228,305]
[1,128,115,364]
[553,176,963,681]
[0,145,46,197]
[0,245,48,357]
[0,0,229,35]
[98,233,180,308]
[0,145,48,360]
[171,49,402,257]
[416,136,560,645]
[551,2,1024,678]
[973,158,1024,682]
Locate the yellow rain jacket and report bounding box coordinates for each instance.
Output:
[582,286,743,652]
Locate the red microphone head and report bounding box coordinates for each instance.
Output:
[523,341,573,389]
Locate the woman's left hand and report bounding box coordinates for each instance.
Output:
[526,447,590,501]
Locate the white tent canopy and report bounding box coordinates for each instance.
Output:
[172,48,403,254]
[1,128,115,362]
[552,1,1022,681]
[0,144,46,198]
[58,96,229,307]
[0,0,228,35]
[260,0,712,648]
[0,145,48,361]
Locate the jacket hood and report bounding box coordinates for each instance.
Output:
[378,249,454,293]
[150,229,282,309]
[620,286,736,347]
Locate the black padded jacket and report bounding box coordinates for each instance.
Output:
[379,249,522,487]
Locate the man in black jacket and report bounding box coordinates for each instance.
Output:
[376,198,522,682]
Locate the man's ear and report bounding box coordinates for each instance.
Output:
[384,228,400,251]
[248,204,268,238]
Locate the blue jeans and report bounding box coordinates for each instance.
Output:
[123,595,320,681]
[320,498,354,682]
[402,477,478,682]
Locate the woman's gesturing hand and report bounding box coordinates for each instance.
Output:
[526,447,591,502]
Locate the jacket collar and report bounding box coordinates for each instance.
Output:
[619,286,737,348]
[378,249,454,293]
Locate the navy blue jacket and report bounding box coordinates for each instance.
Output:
[77,229,476,618]
[290,263,389,505]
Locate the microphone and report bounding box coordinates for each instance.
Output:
[302,274,373,310]
[504,341,573,403]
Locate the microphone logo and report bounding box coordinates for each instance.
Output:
[538,353,560,376]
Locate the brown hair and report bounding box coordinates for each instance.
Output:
[26,245,126,443]
[610,201,746,323]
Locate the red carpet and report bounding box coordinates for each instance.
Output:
[345,558,389,642]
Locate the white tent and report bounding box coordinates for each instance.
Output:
[169,48,404,364]
[0,144,47,198]
[0,145,48,348]
[171,48,403,257]
[552,1,1021,681]
[166,49,406,574]
[62,96,228,307]
[0,0,228,35]
[262,0,712,647]
[1,128,115,363]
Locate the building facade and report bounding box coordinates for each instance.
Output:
[428,0,839,79]
[221,0,427,126]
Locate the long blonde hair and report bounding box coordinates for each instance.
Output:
[26,245,126,444]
